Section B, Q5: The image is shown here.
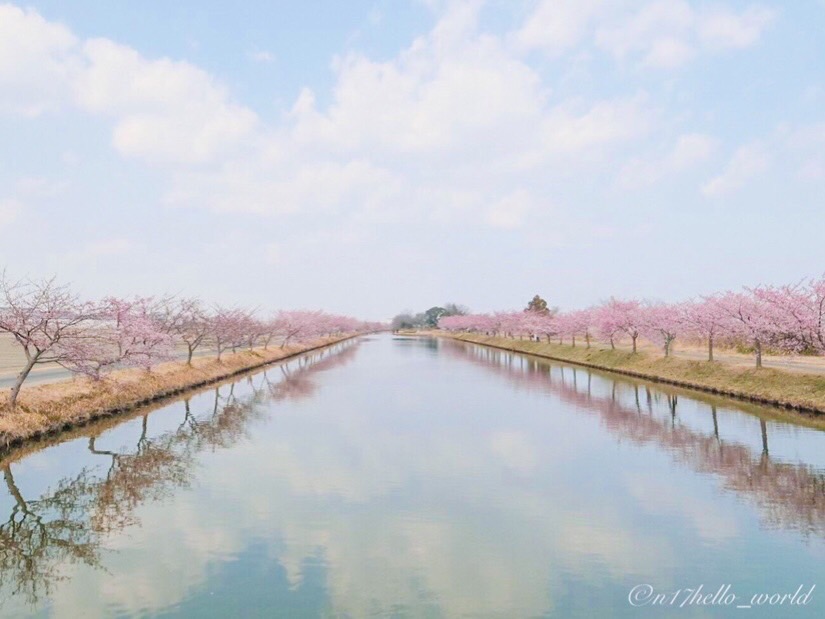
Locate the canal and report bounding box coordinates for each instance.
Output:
[0,334,823,617]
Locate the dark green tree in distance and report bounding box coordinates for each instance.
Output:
[391,302,470,331]
[423,307,447,327]
[526,295,550,315]
[390,312,422,331]
[442,303,468,317]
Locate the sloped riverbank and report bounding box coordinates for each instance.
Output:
[0,336,356,450]
[440,333,825,417]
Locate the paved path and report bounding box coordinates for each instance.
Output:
[615,342,825,376]
[0,348,220,390]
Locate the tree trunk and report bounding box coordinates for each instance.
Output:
[711,405,719,439]
[572,335,576,347]
[187,345,194,366]
[760,418,768,455]
[632,335,637,354]
[610,337,615,350]
[754,339,762,368]
[585,333,590,348]
[708,335,714,362]
[3,465,26,510]
[8,355,38,411]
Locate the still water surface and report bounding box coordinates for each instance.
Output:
[0,335,823,618]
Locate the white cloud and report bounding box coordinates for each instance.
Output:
[0,7,257,164]
[517,0,774,70]
[540,97,651,157]
[701,142,769,197]
[0,0,776,247]
[290,19,549,158]
[75,39,258,164]
[618,132,716,189]
[642,36,695,68]
[697,6,775,49]
[165,158,399,216]
[670,133,716,168]
[163,1,651,223]
[0,0,654,233]
[0,4,78,115]
[513,0,604,57]
[288,19,648,167]
[596,0,695,65]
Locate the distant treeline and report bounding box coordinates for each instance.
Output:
[391,303,468,331]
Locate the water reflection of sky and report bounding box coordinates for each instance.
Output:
[1,335,823,618]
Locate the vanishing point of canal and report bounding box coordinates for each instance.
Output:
[1,335,823,618]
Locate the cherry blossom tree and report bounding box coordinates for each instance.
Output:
[641,303,684,357]
[0,274,98,410]
[273,310,323,348]
[532,312,558,342]
[682,297,727,361]
[210,307,249,361]
[752,281,823,354]
[554,312,576,345]
[806,275,825,353]
[0,271,373,405]
[713,291,776,368]
[159,297,212,365]
[594,303,621,349]
[555,310,593,347]
[594,299,643,352]
[58,297,174,380]
[520,309,550,341]
[104,297,174,370]
[116,298,175,371]
[236,312,265,351]
[578,309,595,348]
[436,275,825,365]
[260,316,281,350]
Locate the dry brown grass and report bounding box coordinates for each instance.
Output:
[443,333,825,417]
[0,337,352,449]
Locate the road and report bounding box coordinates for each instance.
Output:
[0,341,220,389]
[616,340,825,375]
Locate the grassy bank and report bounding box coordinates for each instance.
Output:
[442,333,825,416]
[0,336,354,449]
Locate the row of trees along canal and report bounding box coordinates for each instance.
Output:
[439,274,825,369]
[0,272,382,412]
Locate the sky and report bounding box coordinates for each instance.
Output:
[0,0,823,321]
